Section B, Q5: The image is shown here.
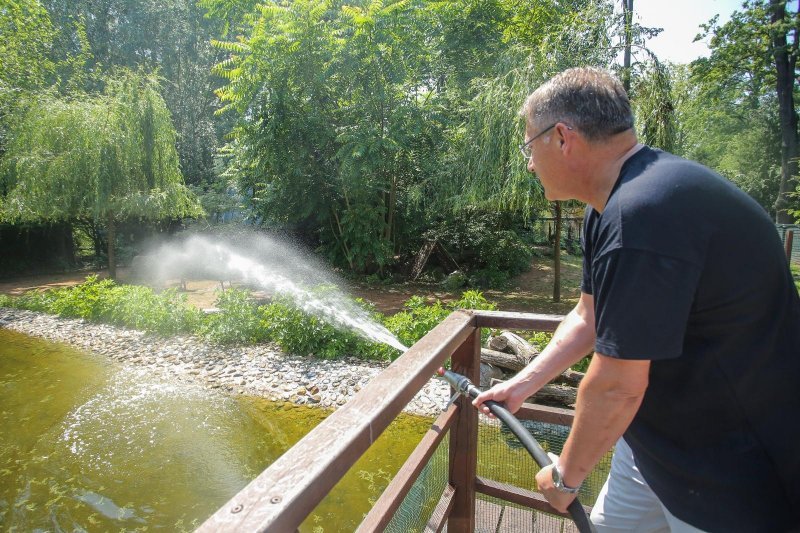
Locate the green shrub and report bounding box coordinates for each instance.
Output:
[0,294,12,307]
[100,285,203,335]
[527,331,554,351]
[14,289,58,312]
[6,276,201,336]
[260,297,382,359]
[199,288,270,345]
[48,275,115,318]
[383,291,497,352]
[425,208,533,288]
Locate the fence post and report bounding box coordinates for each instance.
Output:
[785,230,794,262]
[447,326,481,532]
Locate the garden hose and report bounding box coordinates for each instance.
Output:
[437,368,595,533]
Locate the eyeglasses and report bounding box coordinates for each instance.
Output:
[519,123,572,160]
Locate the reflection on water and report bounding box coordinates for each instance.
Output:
[0,329,430,532]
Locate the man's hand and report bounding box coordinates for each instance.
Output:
[472,378,530,416]
[535,464,578,513]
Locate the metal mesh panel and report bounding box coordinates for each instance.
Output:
[475,494,575,533]
[384,433,450,533]
[384,414,612,532]
[479,416,610,504]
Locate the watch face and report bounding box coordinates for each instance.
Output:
[552,464,562,485]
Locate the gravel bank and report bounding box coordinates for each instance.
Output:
[0,307,451,417]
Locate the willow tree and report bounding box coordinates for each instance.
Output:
[443,1,619,301]
[1,70,202,278]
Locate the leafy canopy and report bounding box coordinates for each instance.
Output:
[1,69,202,223]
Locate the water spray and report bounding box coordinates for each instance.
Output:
[139,234,407,352]
[436,368,595,533]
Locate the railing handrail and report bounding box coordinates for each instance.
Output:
[195,310,477,532]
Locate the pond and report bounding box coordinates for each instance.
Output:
[0,329,431,531]
[1,327,606,532]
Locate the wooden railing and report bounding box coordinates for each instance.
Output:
[196,310,585,532]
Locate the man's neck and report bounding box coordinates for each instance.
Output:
[584,134,641,213]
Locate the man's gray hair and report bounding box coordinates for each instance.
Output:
[521,67,634,142]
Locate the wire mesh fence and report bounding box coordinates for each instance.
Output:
[777,224,799,266]
[384,416,610,533]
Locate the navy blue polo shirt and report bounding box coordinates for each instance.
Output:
[581,146,800,531]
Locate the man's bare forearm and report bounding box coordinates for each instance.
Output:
[511,293,596,395]
[556,354,649,488]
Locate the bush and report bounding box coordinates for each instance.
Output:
[425,209,533,288]
[528,330,591,372]
[199,288,269,345]
[3,279,504,363]
[261,297,375,359]
[47,275,116,319]
[100,285,203,335]
[384,290,497,350]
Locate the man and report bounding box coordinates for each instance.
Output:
[473,67,800,532]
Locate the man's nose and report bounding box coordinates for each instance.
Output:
[527,157,535,173]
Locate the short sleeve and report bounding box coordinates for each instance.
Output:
[592,248,702,360]
[581,248,593,294]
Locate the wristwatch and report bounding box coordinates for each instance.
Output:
[551,463,581,494]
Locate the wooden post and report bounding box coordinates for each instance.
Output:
[785,230,794,262]
[447,327,481,532]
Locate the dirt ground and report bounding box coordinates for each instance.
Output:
[0,255,582,316]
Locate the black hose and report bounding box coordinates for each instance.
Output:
[439,369,595,533]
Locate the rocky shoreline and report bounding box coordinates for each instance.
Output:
[0,307,451,417]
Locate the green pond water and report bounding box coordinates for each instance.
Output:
[0,328,606,532]
[0,329,432,532]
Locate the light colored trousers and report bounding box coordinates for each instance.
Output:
[590,438,707,533]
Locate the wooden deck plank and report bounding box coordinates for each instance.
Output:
[533,508,570,533]
[498,505,535,532]
[475,498,503,533]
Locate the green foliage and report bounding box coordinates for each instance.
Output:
[261,298,376,359]
[384,290,497,349]
[527,329,590,372]
[2,69,202,224]
[527,331,553,351]
[0,0,55,144]
[426,208,533,287]
[199,288,270,345]
[99,285,204,335]
[632,60,676,152]
[46,275,116,318]
[0,275,202,335]
[684,1,799,220]
[571,355,592,373]
[204,0,628,276]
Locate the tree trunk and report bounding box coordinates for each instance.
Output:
[488,331,538,360]
[770,0,799,223]
[622,0,634,94]
[481,348,530,372]
[553,201,562,302]
[107,212,117,280]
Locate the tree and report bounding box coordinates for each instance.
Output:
[0,0,56,159]
[209,0,444,273]
[632,60,677,152]
[43,0,227,186]
[692,0,799,222]
[1,70,202,278]
[439,1,618,300]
